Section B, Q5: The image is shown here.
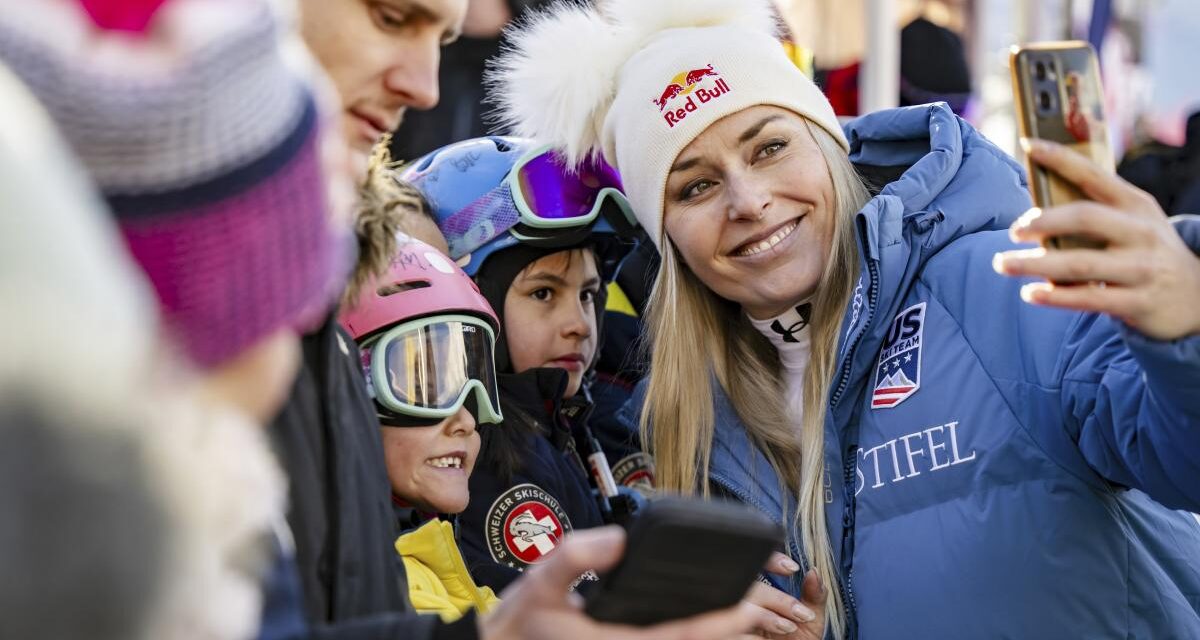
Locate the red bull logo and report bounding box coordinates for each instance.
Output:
[650,64,732,128]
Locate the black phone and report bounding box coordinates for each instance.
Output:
[584,496,784,626]
[1010,41,1114,250]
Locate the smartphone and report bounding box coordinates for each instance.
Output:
[1010,41,1113,250]
[584,497,784,627]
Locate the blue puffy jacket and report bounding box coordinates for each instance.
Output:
[623,103,1200,638]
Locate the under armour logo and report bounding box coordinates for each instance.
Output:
[769,303,812,343]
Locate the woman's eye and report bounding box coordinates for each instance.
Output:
[580,289,598,304]
[681,179,714,200]
[757,141,787,159]
[532,288,552,302]
[371,4,411,29]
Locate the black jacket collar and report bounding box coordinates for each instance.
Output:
[498,368,569,424]
[497,367,598,452]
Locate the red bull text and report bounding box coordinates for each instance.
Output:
[650,64,732,128]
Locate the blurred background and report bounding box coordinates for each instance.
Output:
[393,0,1200,216]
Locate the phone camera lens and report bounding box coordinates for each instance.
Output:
[1035,61,1047,81]
[1039,91,1052,111]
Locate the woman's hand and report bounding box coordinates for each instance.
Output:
[993,138,1200,340]
[736,553,827,640]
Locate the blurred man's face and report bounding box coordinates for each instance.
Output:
[298,0,468,155]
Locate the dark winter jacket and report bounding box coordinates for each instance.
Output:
[590,366,655,495]
[456,368,606,593]
[591,238,660,495]
[1118,110,1200,216]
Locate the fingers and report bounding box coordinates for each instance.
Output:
[746,582,817,624]
[1009,204,1151,249]
[800,570,827,607]
[1017,281,1143,323]
[993,246,1148,286]
[1022,138,1138,209]
[745,602,798,636]
[764,552,802,577]
[638,601,760,640]
[527,526,625,592]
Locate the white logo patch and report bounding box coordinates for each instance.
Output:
[485,483,572,570]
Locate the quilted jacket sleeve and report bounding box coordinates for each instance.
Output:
[1059,216,1200,512]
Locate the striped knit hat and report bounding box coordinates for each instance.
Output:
[0,0,347,369]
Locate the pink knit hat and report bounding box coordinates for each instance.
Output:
[0,0,348,369]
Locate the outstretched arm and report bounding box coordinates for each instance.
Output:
[994,139,1200,511]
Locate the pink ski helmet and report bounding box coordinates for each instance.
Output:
[340,236,503,426]
[340,236,498,340]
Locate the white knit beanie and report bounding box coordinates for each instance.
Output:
[491,0,848,247]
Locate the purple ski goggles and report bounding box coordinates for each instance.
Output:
[433,145,637,259]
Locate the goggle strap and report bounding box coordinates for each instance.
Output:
[441,183,521,258]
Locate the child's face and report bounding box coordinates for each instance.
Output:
[380,407,479,514]
[503,249,601,398]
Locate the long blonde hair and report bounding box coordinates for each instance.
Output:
[639,121,870,639]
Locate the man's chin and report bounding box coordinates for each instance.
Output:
[347,146,369,182]
[345,127,376,155]
[344,111,403,155]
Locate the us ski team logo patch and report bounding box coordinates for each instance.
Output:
[612,452,656,496]
[872,302,926,409]
[486,483,573,570]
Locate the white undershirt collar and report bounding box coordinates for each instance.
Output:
[748,302,813,371]
[747,302,813,427]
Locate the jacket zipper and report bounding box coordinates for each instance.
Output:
[708,472,810,575]
[831,256,879,408]
[828,244,881,639]
[841,444,861,637]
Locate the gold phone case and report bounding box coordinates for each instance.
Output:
[1010,41,1113,250]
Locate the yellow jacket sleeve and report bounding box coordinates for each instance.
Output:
[396,520,501,622]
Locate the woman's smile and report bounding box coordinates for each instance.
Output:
[730,215,805,259]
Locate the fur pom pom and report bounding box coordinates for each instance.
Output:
[487,2,632,167]
[600,0,781,42]
[488,0,782,167]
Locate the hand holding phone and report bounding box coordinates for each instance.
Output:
[583,497,785,627]
[480,526,761,640]
[1002,41,1200,338]
[992,137,1200,340]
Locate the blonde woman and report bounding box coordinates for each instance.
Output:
[492,0,1200,638]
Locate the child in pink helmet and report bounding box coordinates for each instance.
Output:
[340,235,503,621]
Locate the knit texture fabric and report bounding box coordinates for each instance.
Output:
[0,0,345,368]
